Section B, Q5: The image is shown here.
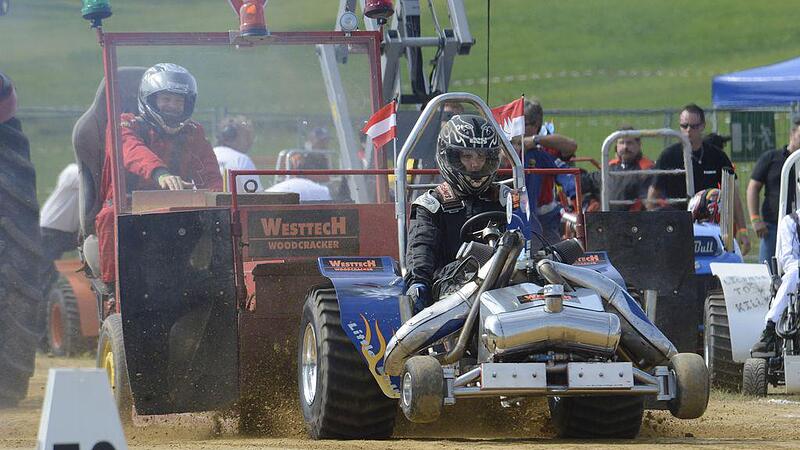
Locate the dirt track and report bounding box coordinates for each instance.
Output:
[2,355,800,449]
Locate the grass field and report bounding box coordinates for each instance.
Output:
[3,0,800,218]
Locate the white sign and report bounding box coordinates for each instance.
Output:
[37,369,127,450]
[710,263,772,362]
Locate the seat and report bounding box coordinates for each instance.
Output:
[72,67,146,277]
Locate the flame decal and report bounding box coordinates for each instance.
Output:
[359,314,399,397]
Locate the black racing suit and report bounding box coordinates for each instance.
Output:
[405,182,505,290]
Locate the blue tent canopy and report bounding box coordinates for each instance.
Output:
[712,57,800,108]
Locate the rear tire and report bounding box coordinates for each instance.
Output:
[0,121,45,408]
[298,286,396,439]
[548,395,644,438]
[400,356,443,423]
[47,277,84,356]
[704,290,743,391]
[96,314,133,423]
[668,353,709,419]
[742,358,768,397]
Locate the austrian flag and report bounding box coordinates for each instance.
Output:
[362,100,397,148]
[491,97,525,139]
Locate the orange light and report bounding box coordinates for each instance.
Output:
[239,0,267,37]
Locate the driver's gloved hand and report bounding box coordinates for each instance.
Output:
[406,283,431,314]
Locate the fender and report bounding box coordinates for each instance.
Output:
[572,251,626,288]
[317,256,403,398]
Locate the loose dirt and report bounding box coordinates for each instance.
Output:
[2,355,799,449]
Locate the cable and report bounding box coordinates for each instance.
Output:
[486,0,491,102]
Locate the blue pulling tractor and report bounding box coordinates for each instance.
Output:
[297,93,709,440]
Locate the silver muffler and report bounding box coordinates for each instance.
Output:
[483,303,621,355]
[384,280,478,376]
[537,260,677,365]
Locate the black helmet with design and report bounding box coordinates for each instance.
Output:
[137,63,197,134]
[436,114,501,196]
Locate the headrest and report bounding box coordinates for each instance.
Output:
[72,66,146,235]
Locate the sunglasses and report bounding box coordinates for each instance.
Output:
[679,123,703,130]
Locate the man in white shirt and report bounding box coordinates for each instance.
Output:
[39,163,80,262]
[266,152,332,202]
[213,115,262,192]
[752,209,800,355]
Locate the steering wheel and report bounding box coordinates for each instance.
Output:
[459,211,508,242]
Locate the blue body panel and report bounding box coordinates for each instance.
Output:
[573,251,627,288]
[693,223,743,275]
[317,256,403,398]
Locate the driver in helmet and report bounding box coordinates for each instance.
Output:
[688,188,721,223]
[95,63,222,286]
[405,114,507,312]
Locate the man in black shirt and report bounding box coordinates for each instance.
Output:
[747,115,800,263]
[647,104,750,254]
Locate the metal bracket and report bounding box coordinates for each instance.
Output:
[654,365,676,401]
[443,365,457,406]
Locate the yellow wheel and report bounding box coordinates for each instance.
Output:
[96,313,133,423]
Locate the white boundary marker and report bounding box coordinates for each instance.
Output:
[36,368,127,450]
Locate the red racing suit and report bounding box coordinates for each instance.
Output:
[95,113,223,282]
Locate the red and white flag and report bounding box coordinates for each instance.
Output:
[491,97,525,139]
[362,100,397,148]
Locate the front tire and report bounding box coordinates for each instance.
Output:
[297,286,396,439]
[400,356,443,423]
[704,290,743,391]
[548,395,644,438]
[742,358,768,397]
[668,353,709,419]
[96,314,133,423]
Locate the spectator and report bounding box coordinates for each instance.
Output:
[305,126,330,151]
[582,125,655,212]
[518,100,576,243]
[441,101,465,125]
[266,152,332,202]
[39,163,80,263]
[747,114,800,263]
[95,63,222,286]
[647,103,750,254]
[519,99,578,161]
[213,115,262,193]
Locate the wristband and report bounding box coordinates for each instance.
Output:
[737,227,748,235]
[750,214,763,221]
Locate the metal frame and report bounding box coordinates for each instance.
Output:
[99,28,385,306]
[440,362,674,402]
[600,128,693,211]
[101,29,384,214]
[394,92,525,270]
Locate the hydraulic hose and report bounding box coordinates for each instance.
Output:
[439,231,522,365]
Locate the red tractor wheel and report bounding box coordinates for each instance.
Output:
[46,277,83,356]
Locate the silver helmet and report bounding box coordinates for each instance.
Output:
[137,63,197,134]
[436,114,501,196]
